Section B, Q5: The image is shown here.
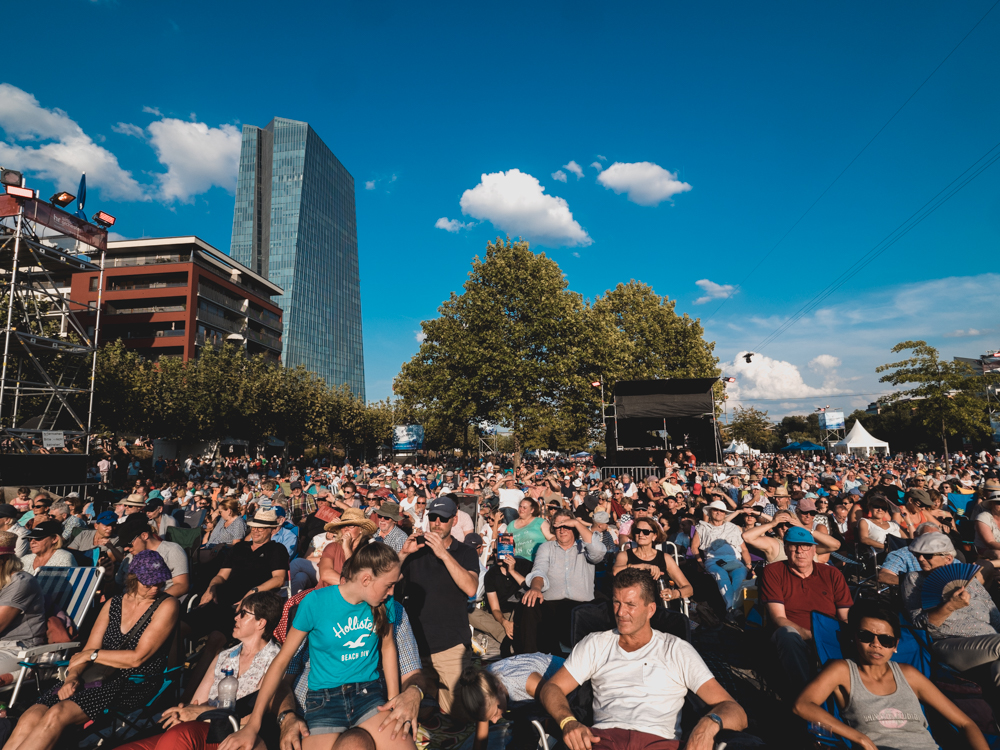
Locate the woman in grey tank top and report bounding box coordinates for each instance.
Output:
[793,600,988,750]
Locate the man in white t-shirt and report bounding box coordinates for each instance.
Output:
[539,568,747,750]
[495,474,525,524]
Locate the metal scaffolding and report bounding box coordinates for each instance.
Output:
[0,193,107,454]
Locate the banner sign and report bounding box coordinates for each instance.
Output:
[42,431,65,449]
[393,425,424,451]
[818,411,845,430]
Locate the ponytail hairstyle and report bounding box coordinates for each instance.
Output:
[341,543,399,639]
[451,665,505,725]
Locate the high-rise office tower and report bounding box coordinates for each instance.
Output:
[230,117,365,399]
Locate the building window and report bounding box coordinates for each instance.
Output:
[89,276,100,291]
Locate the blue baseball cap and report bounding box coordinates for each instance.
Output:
[784,527,816,545]
[94,511,118,526]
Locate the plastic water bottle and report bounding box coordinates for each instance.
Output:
[217,668,238,711]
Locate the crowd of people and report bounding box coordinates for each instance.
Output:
[2,445,1000,749]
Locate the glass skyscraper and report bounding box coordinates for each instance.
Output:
[230,117,365,399]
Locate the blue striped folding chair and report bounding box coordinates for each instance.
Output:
[36,566,104,632]
[3,566,105,707]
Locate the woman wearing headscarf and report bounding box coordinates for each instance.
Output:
[6,551,180,750]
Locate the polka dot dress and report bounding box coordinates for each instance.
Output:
[37,595,169,720]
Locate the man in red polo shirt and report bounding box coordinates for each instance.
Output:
[759,526,852,696]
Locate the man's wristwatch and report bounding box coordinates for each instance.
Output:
[706,713,724,732]
[89,649,99,662]
[277,709,298,727]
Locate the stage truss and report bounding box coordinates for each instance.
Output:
[0,193,107,454]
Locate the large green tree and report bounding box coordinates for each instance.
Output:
[876,341,989,470]
[729,405,773,450]
[395,238,589,465]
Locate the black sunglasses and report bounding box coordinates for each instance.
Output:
[857,630,897,648]
[913,552,944,560]
[633,528,654,536]
[799,510,817,516]
[553,525,575,532]
[428,513,449,523]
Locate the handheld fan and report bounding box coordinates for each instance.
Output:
[920,563,981,610]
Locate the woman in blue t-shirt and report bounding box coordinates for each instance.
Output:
[235,543,411,750]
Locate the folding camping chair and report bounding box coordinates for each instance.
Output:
[658,541,691,616]
[166,525,203,570]
[3,566,105,707]
[809,611,942,748]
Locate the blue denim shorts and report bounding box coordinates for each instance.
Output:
[303,678,387,735]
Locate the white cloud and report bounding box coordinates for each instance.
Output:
[147,118,241,202]
[142,106,162,116]
[727,352,843,401]
[0,83,146,201]
[809,354,842,371]
[590,161,604,171]
[415,331,427,343]
[551,170,568,182]
[572,252,581,258]
[108,231,128,242]
[563,160,584,179]
[458,169,592,248]
[693,279,735,305]
[434,217,474,233]
[596,155,607,161]
[944,328,986,338]
[365,180,376,190]
[112,122,145,139]
[596,161,692,206]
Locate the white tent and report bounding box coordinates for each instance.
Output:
[832,421,889,456]
[724,440,758,456]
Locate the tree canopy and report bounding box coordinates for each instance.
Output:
[92,340,391,458]
[394,238,719,462]
[876,340,989,469]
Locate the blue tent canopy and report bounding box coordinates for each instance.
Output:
[780,442,802,451]
[797,441,827,451]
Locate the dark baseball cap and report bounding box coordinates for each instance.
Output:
[144,498,164,512]
[633,499,650,511]
[464,533,485,548]
[427,496,457,519]
[115,513,153,548]
[0,505,20,519]
[26,520,64,540]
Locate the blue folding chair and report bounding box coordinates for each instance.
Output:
[3,566,105,707]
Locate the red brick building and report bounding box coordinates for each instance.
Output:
[71,236,283,362]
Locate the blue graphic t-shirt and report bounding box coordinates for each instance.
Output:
[292,585,398,690]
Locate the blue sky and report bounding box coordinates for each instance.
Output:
[3,0,999,419]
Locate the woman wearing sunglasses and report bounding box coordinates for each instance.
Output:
[118,591,284,750]
[795,599,987,750]
[611,518,692,604]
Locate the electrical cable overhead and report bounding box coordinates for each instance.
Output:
[752,139,1000,353]
[704,0,1000,323]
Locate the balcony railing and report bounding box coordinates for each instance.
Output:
[196,308,245,335]
[198,285,248,314]
[107,280,187,292]
[246,306,282,331]
[246,328,282,350]
[107,304,185,315]
[155,329,186,338]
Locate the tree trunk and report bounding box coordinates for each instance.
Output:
[942,419,950,474]
[513,431,521,470]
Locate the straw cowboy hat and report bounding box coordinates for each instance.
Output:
[325,508,377,535]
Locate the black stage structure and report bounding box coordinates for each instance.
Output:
[0,182,108,493]
[601,378,722,469]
